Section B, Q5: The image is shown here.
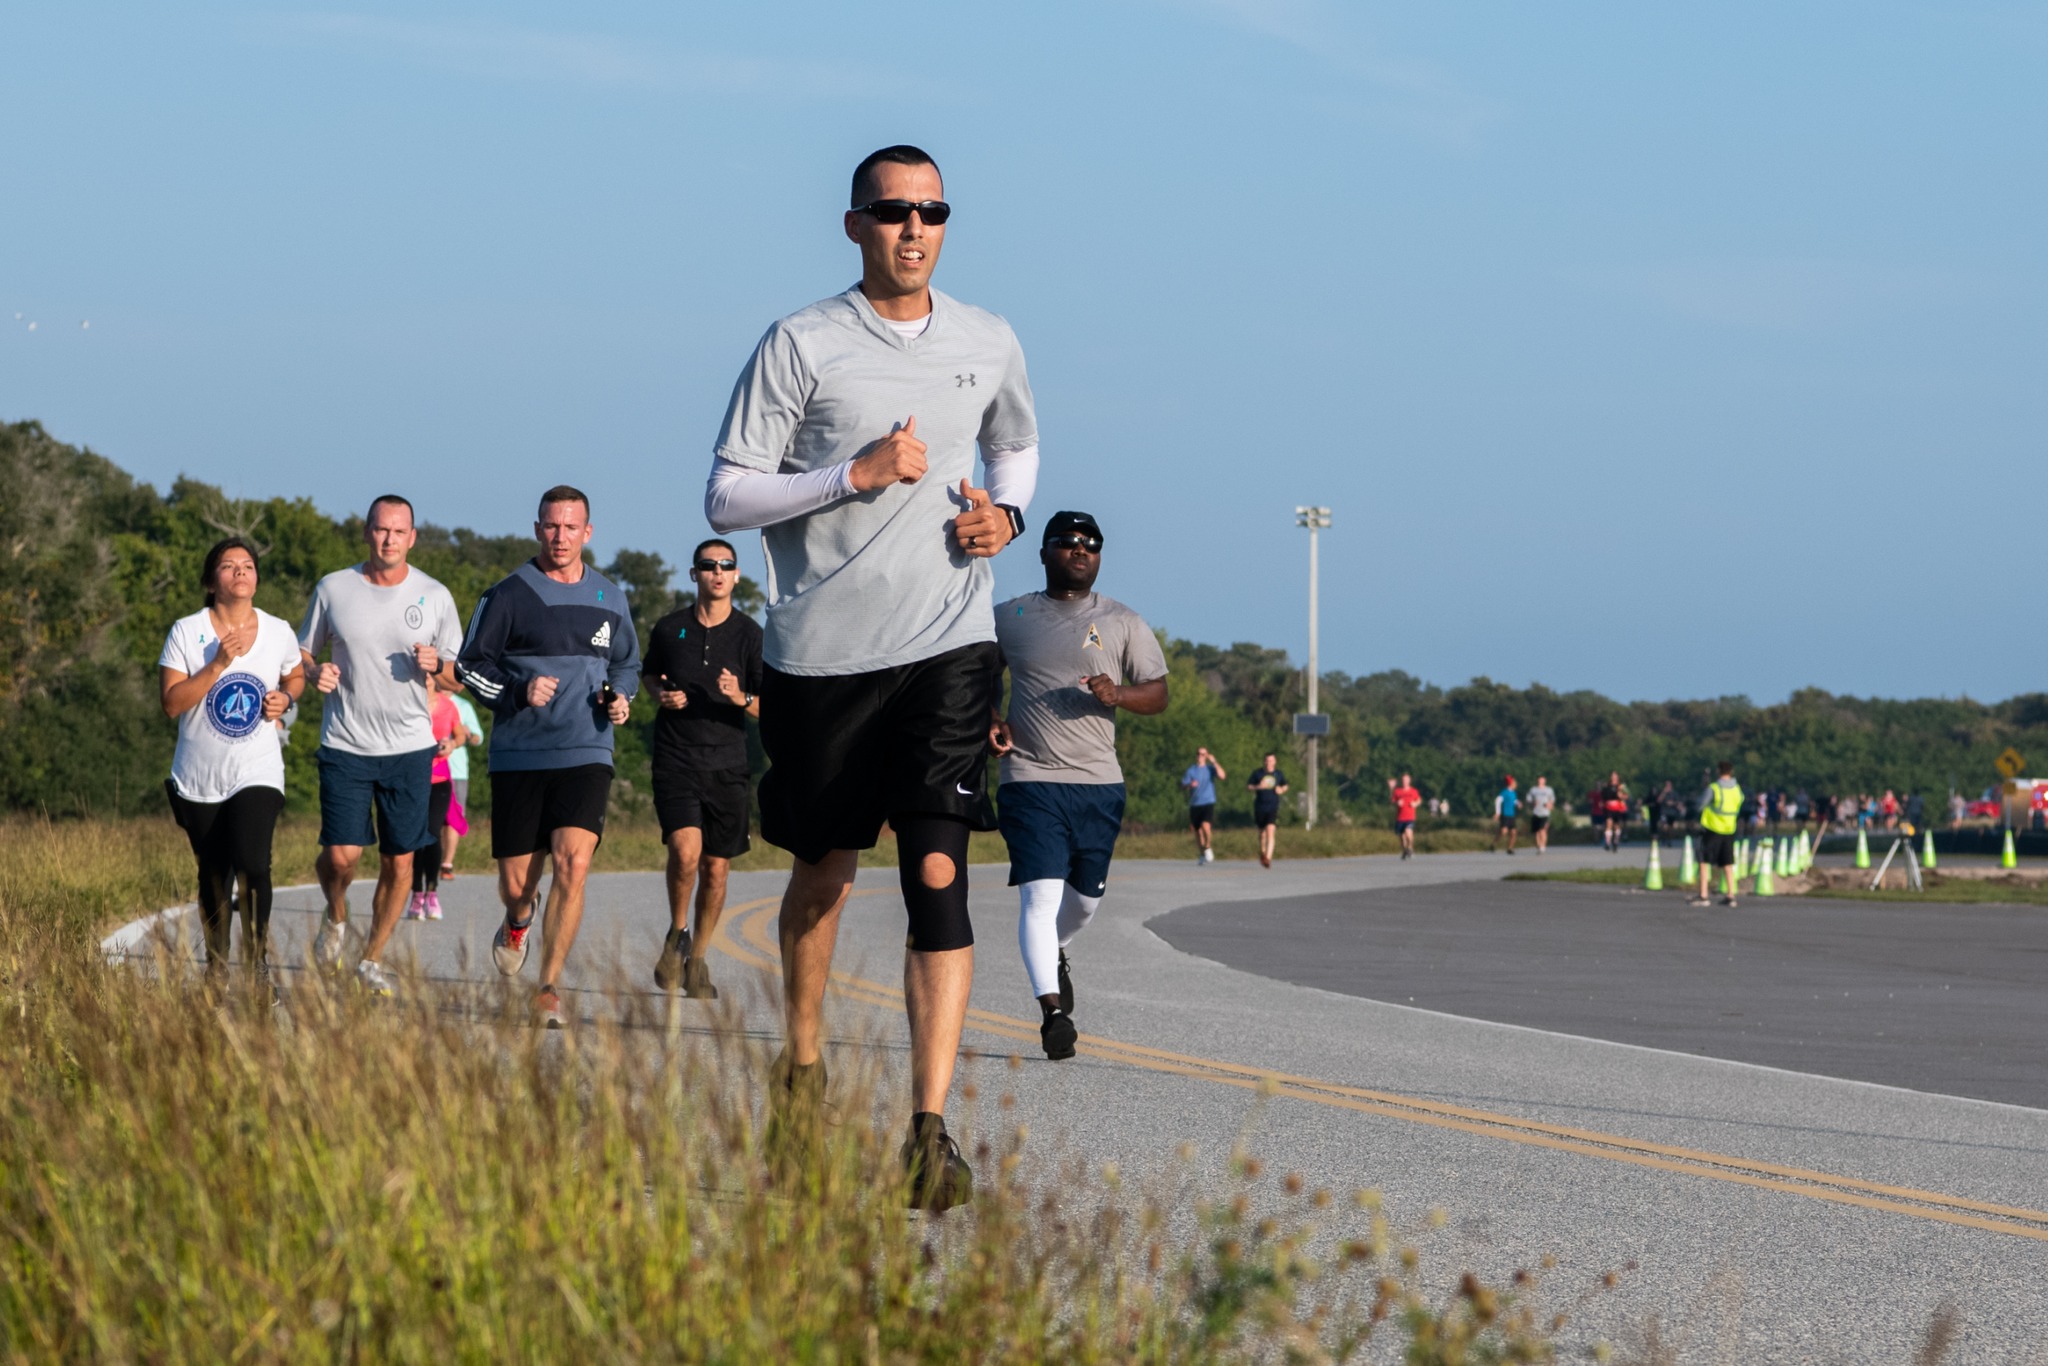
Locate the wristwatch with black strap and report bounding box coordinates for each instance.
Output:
[998,503,1025,543]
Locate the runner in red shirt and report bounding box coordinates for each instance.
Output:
[1387,773,1423,861]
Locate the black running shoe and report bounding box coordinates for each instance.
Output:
[1040,1006,1077,1061]
[764,1050,829,1186]
[654,926,690,991]
[1057,949,1074,1014]
[901,1115,973,1213]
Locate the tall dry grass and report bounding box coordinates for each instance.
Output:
[1,816,1574,1361]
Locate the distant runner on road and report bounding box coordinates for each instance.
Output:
[1492,775,1520,854]
[297,494,463,997]
[641,538,763,1001]
[1182,747,1225,864]
[1248,754,1289,868]
[1527,775,1557,854]
[457,486,641,1029]
[1599,770,1629,852]
[1386,773,1422,860]
[991,510,1167,1060]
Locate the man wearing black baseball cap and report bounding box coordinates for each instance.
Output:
[989,511,1169,1059]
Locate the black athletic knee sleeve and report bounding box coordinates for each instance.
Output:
[895,814,974,952]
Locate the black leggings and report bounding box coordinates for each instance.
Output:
[412,781,454,892]
[166,783,286,966]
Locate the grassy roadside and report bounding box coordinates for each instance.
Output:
[0,815,1588,1362]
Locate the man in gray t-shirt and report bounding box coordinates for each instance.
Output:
[1527,776,1558,854]
[703,145,1039,1211]
[296,494,463,993]
[992,511,1168,1062]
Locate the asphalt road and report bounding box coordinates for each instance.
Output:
[1150,874,2048,1109]
[122,850,2048,1362]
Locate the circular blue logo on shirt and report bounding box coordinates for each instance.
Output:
[205,674,268,740]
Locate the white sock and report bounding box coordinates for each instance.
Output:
[1055,884,1101,946]
[1017,879,1067,999]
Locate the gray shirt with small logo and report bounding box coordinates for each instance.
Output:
[714,284,1038,676]
[995,591,1167,786]
[298,565,463,756]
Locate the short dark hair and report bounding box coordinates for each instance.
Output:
[1718,760,1734,776]
[199,537,260,608]
[851,144,940,207]
[538,485,589,517]
[692,538,736,565]
[367,494,414,526]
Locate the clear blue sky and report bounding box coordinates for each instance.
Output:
[7,3,2044,703]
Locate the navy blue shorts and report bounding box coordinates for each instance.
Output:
[317,744,436,854]
[998,781,1125,896]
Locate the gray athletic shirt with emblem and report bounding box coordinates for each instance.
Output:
[297,565,463,756]
[995,591,1167,786]
[714,284,1038,676]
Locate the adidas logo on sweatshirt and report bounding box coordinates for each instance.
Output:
[591,620,612,649]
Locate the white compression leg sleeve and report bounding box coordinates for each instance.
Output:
[1056,884,1101,946]
[1017,878,1067,999]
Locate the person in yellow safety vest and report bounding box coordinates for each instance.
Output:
[1691,759,1744,908]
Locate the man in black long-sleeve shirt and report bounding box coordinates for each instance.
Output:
[641,538,762,999]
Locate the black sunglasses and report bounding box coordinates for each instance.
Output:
[1045,533,1102,553]
[694,558,738,573]
[855,199,951,226]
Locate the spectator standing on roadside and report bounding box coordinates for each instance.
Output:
[1248,754,1288,868]
[642,538,764,1001]
[1880,789,1899,830]
[1949,790,1966,831]
[404,676,465,922]
[1692,760,1743,907]
[159,538,305,978]
[439,684,484,879]
[298,494,465,997]
[1183,747,1225,865]
[1528,775,1557,854]
[1905,791,1925,833]
[1387,773,1422,860]
[1492,775,1520,854]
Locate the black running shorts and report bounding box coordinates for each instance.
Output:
[490,764,612,858]
[653,764,752,859]
[1188,803,1216,829]
[1698,830,1736,868]
[1530,814,1550,833]
[758,641,1001,866]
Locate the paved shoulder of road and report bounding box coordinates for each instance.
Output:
[1149,871,2048,1109]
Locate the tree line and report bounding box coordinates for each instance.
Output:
[4,419,2042,830]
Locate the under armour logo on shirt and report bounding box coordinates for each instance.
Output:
[955,373,976,387]
[591,620,612,649]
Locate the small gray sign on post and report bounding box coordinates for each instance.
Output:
[1292,713,1330,737]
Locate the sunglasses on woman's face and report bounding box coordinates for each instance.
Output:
[856,199,951,226]
[695,558,738,573]
[1046,533,1102,553]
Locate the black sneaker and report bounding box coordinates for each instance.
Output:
[1040,1006,1077,1061]
[764,1050,828,1184]
[654,926,690,991]
[901,1114,973,1213]
[1056,949,1074,1014]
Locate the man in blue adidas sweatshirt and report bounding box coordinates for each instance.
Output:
[457,484,641,1027]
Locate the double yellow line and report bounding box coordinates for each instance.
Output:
[709,892,2048,1244]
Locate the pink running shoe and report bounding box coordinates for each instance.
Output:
[403,891,426,921]
[424,891,443,921]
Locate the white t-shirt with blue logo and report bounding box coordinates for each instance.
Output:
[159,608,301,803]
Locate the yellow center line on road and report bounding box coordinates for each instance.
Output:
[706,893,2048,1243]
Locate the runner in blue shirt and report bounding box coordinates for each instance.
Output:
[1181,746,1226,865]
[1492,774,1521,854]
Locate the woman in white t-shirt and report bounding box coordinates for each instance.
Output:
[159,537,305,972]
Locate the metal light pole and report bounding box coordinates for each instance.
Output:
[1294,506,1331,830]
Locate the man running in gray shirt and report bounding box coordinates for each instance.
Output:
[991,511,1167,1061]
[705,144,1038,1211]
[297,494,463,996]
